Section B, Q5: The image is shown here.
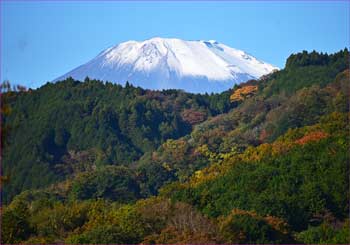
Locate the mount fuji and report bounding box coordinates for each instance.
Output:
[54,37,278,93]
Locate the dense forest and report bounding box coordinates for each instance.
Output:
[1,79,233,202]
[1,49,349,244]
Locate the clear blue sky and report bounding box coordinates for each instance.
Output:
[1,1,349,88]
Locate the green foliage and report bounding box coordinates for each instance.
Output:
[268,48,349,95]
[66,204,147,244]
[1,200,32,243]
[168,113,349,232]
[2,78,232,202]
[148,75,349,186]
[2,49,349,244]
[69,166,140,202]
[285,49,349,69]
[296,221,350,244]
[136,161,177,196]
[219,212,292,244]
[30,201,90,240]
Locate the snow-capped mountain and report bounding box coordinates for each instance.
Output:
[55,37,278,93]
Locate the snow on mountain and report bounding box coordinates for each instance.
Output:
[54,37,278,93]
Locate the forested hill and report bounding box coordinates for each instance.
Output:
[1,49,349,244]
[1,79,232,202]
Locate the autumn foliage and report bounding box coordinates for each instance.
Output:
[1,49,349,244]
[295,131,329,145]
[181,109,206,125]
[230,85,258,102]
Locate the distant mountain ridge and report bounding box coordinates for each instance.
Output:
[55,37,278,93]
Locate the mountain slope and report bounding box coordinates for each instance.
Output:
[55,38,278,93]
[136,49,349,180]
[1,49,349,244]
[1,80,233,203]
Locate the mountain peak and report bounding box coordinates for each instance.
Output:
[55,37,278,93]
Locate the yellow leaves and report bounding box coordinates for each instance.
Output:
[196,144,236,165]
[162,162,172,171]
[230,85,258,102]
[195,144,210,158]
[189,154,239,188]
[194,170,203,179]
[187,113,347,191]
[189,163,221,187]
[163,139,185,150]
[241,143,278,162]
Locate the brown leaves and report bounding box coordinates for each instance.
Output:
[181,108,206,125]
[140,199,222,244]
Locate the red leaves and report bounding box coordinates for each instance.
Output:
[295,131,329,145]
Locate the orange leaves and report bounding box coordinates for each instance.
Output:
[295,131,329,145]
[259,129,269,142]
[264,215,290,234]
[230,85,258,102]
